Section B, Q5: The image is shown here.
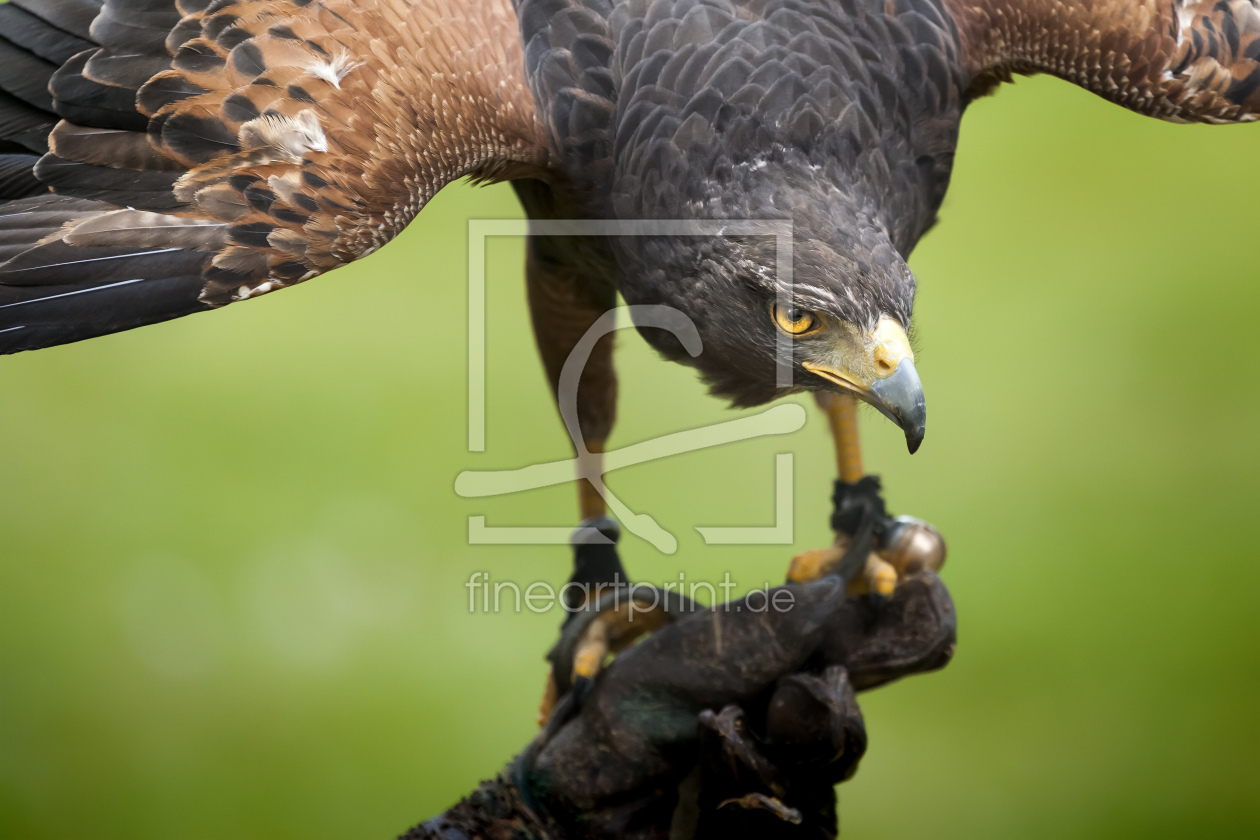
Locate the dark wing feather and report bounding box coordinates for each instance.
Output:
[0,194,213,353]
[0,2,94,64]
[34,154,182,207]
[9,0,102,41]
[0,30,59,112]
[0,237,205,286]
[0,154,46,199]
[49,42,154,133]
[0,196,100,263]
[0,89,56,153]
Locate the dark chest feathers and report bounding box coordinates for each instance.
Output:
[519,0,968,252]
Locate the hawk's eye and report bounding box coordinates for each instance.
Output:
[771,303,821,336]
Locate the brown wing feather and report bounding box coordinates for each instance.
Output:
[0,0,550,354]
[144,0,550,305]
[945,0,1260,123]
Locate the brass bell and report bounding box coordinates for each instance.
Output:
[878,515,946,576]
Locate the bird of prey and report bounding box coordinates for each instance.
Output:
[0,0,1256,572]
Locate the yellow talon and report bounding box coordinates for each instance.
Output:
[572,640,607,681]
[844,553,897,597]
[571,620,610,682]
[870,555,897,598]
[787,542,846,583]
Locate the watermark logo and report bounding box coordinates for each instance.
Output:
[464,571,797,617]
[455,219,802,553]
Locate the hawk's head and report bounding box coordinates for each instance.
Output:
[615,156,927,453]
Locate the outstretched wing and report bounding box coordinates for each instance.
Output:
[945,0,1260,123]
[0,0,548,354]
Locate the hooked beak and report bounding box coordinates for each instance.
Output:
[801,317,926,454]
[866,358,926,454]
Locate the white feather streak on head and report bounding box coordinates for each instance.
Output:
[238,109,328,160]
[307,49,364,89]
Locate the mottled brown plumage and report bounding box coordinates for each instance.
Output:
[0,0,551,350]
[0,0,1256,421]
[949,0,1260,121]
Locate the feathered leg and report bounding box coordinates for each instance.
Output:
[523,230,625,723]
[524,235,619,525]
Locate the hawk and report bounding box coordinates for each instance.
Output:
[0,0,1256,559]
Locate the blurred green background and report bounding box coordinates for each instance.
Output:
[1,74,1258,839]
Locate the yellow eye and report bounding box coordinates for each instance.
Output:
[772,304,822,336]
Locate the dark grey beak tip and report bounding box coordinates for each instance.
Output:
[868,359,927,456]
